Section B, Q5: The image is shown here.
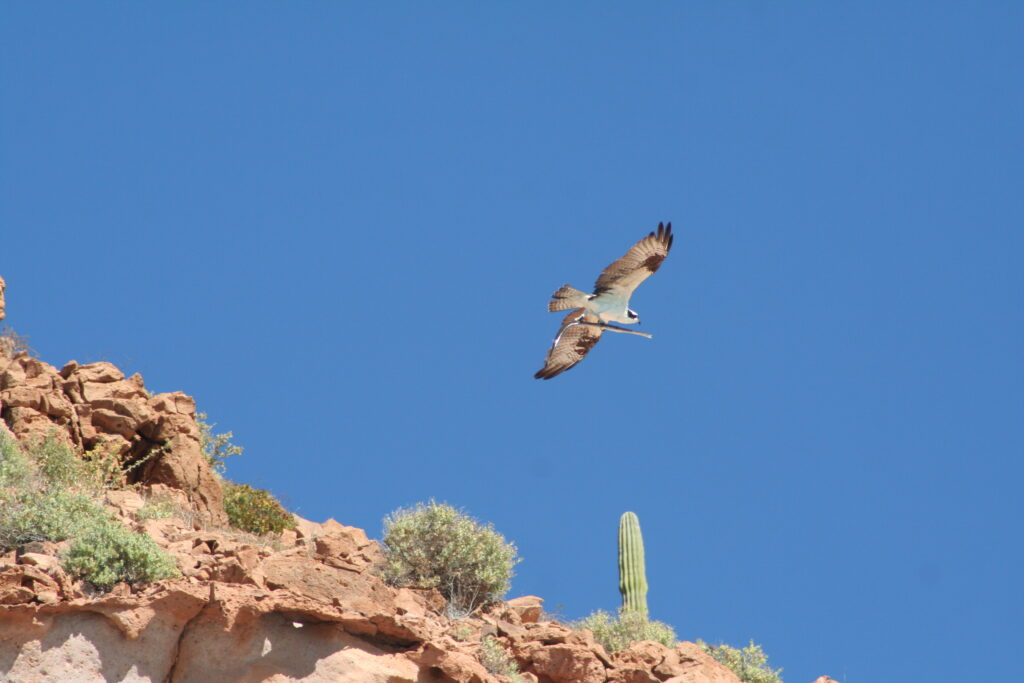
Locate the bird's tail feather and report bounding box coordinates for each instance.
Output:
[547,284,589,312]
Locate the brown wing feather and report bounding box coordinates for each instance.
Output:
[533,309,604,380]
[593,222,673,296]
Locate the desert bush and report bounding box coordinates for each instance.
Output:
[137,496,177,520]
[478,635,521,679]
[449,623,475,642]
[197,411,243,475]
[0,488,104,548]
[0,432,180,590]
[63,516,179,591]
[223,482,295,535]
[698,640,783,683]
[0,435,108,547]
[23,435,124,492]
[575,608,677,653]
[380,501,519,615]
[22,435,100,492]
[0,326,33,358]
[0,431,32,486]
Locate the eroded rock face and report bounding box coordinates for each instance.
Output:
[175,611,423,683]
[0,492,822,683]
[0,352,226,526]
[0,510,754,683]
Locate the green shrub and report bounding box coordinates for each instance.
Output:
[137,496,177,520]
[575,609,677,653]
[381,501,519,615]
[197,411,243,475]
[0,431,33,487]
[0,435,109,548]
[450,623,475,642]
[0,432,180,591]
[478,635,521,680]
[63,516,179,591]
[698,640,783,683]
[0,489,105,548]
[10,435,93,492]
[223,482,295,535]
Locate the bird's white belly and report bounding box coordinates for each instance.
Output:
[586,294,633,324]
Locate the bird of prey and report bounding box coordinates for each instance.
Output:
[534,222,674,380]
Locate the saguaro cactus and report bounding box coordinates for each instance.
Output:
[618,511,649,617]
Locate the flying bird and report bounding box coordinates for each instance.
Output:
[534,222,674,380]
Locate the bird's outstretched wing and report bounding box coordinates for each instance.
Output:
[534,309,604,380]
[593,222,673,297]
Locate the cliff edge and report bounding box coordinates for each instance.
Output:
[0,278,834,683]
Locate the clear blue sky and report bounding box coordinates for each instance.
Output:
[2,3,1021,681]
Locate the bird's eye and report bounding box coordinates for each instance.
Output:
[628,311,637,319]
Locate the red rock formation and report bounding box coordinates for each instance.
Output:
[0,352,226,526]
[0,504,755,683]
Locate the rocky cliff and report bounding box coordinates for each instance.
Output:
[0,279,836,683]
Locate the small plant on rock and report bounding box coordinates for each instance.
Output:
[195,414,292,537]
[197,411,244,475]
[137,496,177,520]
[449,623,475,642]
[698,640,784,683]
[478,635,521,680]
[380,500,519,616]
[0,325,34,358]
[223,482,295,535]
[575,608,677,653]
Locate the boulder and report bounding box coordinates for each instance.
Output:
[410,642,492,683]
[657,642,744,682]
[516,642,607,683]
[506,595,544,624]
[314,520,385,571]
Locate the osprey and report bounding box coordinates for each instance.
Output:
[534,222,674,380]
